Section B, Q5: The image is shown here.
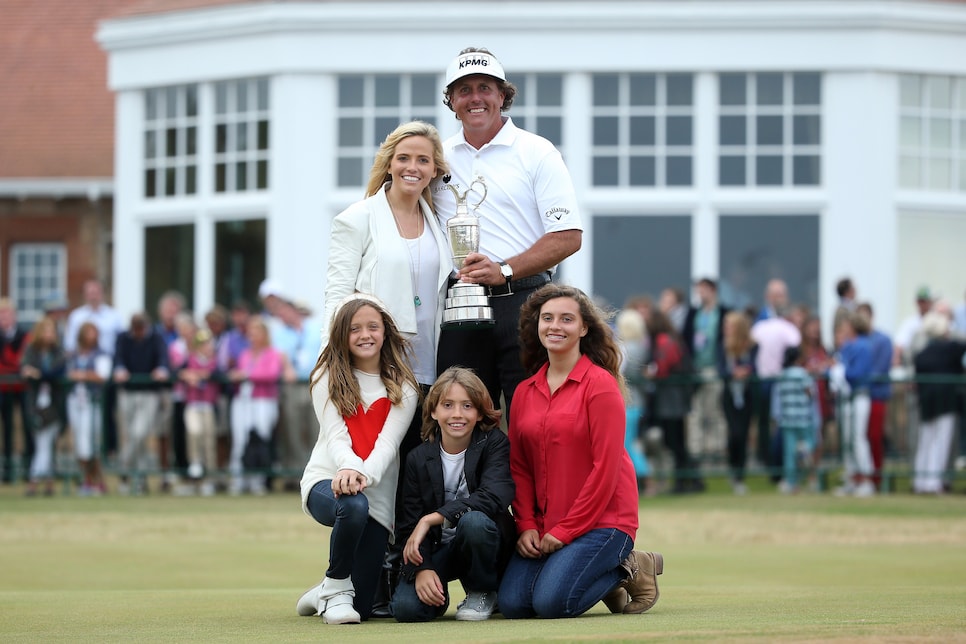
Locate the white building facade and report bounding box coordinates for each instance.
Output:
[97,0,966,335]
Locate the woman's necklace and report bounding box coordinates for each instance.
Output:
[389,194,423,307]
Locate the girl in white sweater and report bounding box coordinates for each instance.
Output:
[297,294,420,624]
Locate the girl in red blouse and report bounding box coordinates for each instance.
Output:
[498,284,664,618]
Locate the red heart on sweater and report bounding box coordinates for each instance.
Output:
[344,397,391,459]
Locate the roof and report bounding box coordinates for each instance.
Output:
[0,0,136,179]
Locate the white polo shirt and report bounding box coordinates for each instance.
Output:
[434,118,582,270]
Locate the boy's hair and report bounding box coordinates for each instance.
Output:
[421,366,502,442]
[310,295,419,417]
[518,283,627,399]
[782,345,802,369]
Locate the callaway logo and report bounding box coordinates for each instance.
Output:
[458,57,490,70]
[545,207,569,221]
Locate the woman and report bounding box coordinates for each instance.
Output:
[499,284,663,619]
[717,310,757,495]
[20,317,67,496]
[322,120,452,613]
[648,309,703,494]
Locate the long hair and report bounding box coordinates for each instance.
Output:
[309,295,419,417]
[27,317,58,351]
[76,321,100,352]
[365,120,449,213]
[442,47,517,112]
[518,284,626,395]
[420,366,502,442]
[722,310,753,357]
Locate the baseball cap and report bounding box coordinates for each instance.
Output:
[445,50,506,88]
[258,278,285,301]
[915,286,932,301]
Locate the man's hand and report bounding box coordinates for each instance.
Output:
[457,253,502,287]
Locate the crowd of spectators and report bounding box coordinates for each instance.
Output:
[1,275,964,497]
[615,277,966,497]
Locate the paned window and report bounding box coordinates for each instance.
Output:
[718,72,821,187]
[9,244,67,323]
[899,74,966,191]
[591,73,695,187]
[214,78,270,193]
[506,73,566,149]
[336,74,438,187]
[144,85,199,197]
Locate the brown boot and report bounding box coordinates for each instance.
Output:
[621,551,664,614]
[602,586,628,613]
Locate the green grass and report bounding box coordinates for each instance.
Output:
[1,485,965,642]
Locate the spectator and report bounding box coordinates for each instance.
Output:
[953,288,966,338]
[181,329,221,496]
[832,277,858,330]
[751,297,802,480]
[755,279,790,323]
[894,286,933,366]
[113,312,170,495]
[682,277,729,462]
[155,290,186,346]
[270,296,324,489]
[216,300,252,471]
[164,311,197,490]
[614,308,652,492]
[42,294,71,343]
[227,315,286,496]
[64,280,125,457]
[658,287,688,335]
[800,315,834,467]
[20,317,67,497]
[66,322,112,496]
[857,303,894,488]
[911,312,966,495]
[831,313,876,497]
[718,310,757,495]
[771,346,819,494]
[648,310,703,494]
[0,298,31,483]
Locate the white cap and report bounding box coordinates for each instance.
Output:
[258,278,285,301]
[445,50,506,88]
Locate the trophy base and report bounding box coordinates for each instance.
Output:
[441,284,496,330]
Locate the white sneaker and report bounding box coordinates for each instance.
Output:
[187,462,204,479]
[455,591,497,621]
[731,480,748,496]
[296,577,361,624]
[853,481,876,498]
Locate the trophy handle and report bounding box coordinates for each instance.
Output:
[468,177,487,212]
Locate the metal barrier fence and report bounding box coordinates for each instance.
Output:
[1,372,964,493]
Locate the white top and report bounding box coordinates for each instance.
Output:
[300,368,419,539]
[434,117,582,269]
[439,445,468,543]
[407,229,440,385]
[64,303,126,356]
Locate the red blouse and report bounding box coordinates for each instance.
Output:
[508,354,639,545]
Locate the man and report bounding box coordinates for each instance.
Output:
[155,290,186,346]
[754,279,790,323]
[856,302,893,488]
[682,278,729,460]
[269,296,323,487]
[0,299,30,483]
[893,286,933,366]
[659,287,688,335]
[751,300,802,480]
[832,277,857,331]
[434,47,582,415]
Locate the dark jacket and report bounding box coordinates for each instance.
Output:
[397,427,516,580]
[682,303,730,363]
[114,329,169,390]
[913,338,966,422]
[20,344,68,431]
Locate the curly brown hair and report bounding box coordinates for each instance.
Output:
[443,47,517,113]
[518,284,626,398]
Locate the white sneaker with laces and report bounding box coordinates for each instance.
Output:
[455,591,497,621]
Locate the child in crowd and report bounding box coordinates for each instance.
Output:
[296,294,419,624]
[831,313,876,497]
[66,322,113,495]
[20,317,67,497]
[391,367,515,622]
[228,315,285,496]
[181,329,221,495]
[771,346,819,494]
[614,309,652,494]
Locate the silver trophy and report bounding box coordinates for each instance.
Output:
[441,175,496,329]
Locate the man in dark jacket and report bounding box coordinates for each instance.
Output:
[0,298,31,483]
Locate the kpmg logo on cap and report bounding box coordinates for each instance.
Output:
[458,55,491,71]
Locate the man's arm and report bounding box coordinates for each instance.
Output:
[458,229,582,287]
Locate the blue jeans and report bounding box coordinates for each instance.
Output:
[498,528,633,619]
[391,511,506,622]
[306,480,389,620]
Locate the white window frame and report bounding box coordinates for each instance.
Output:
[213,78,271,193]
[144,84,199,198]
[899,74,966,192]
[9,243,67,324]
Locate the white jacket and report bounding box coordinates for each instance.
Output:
[322,185,453,346]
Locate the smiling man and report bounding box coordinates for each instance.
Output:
[434,47,583,416]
